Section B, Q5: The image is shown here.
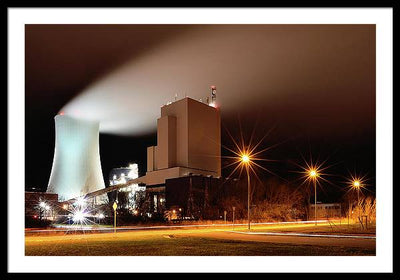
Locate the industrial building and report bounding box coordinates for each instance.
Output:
[309,203,342,219]
[109,163,139,186]
[144,92,222,218]
[163,175,238,220]
[108,163,145,212]
[146,95,221,184]
[41,87,226,220]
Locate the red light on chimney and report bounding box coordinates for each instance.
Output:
[59,111,64,115]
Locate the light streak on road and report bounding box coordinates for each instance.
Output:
[26,220,331,233]
[228,231,376,239]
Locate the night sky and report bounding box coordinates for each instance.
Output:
[25,24,375,201]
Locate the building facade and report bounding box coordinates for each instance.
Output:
[144,96,222,218]
[309,203,342,219]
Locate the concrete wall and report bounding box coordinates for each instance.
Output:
[309,203,342,218]
[187,98,221,176]
[147,146,155,172]
[156,115,177,169]
[160,98,189,168]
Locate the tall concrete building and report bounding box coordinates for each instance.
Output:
[144,96,221,216]
[47,114,105,201]
[145,97,221,186]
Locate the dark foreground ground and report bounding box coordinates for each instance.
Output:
[25,223,375,256]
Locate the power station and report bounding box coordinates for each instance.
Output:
[47,114,106,201]
[144,92,221,218]
[145,95,221,185]
[37,86,224,220]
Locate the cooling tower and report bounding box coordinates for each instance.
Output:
[47,114,105,201]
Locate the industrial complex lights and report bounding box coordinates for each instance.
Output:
[72,210,86,223]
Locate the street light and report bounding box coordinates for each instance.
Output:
[297,157,330,226]
[346,173,367,227]
[308,168,319,226]
[241,154,250,163]
[113,201,118,234]
[352,179,361,227]
[224,128,276,231]
[241,153,251,231]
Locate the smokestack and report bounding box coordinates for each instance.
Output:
[47,114,105,201]
[210,85,217,107]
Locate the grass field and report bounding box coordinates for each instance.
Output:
[247,223,376,235]
[25,223,376,256]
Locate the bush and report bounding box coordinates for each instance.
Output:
[25,216,52,228]
[345,196,376,225]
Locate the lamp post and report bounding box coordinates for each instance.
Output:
[113,201,118,234]
[308,169,318,226]
[241,153,251,231]
[352,180,361,228]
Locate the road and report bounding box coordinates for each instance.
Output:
[24,219,347,235]
[188,230,376,250]
[25,222,376,256]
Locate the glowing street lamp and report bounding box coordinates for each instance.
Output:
[296,157,331,226]
[241,153,252,230]
[308,168,319,226]
[113,201,118,234]
[352,179,362,226]
[345,172,367,227]
[241,154,250,164]
[223,125,277,231]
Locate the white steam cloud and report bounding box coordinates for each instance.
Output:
[61,25,374,136]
